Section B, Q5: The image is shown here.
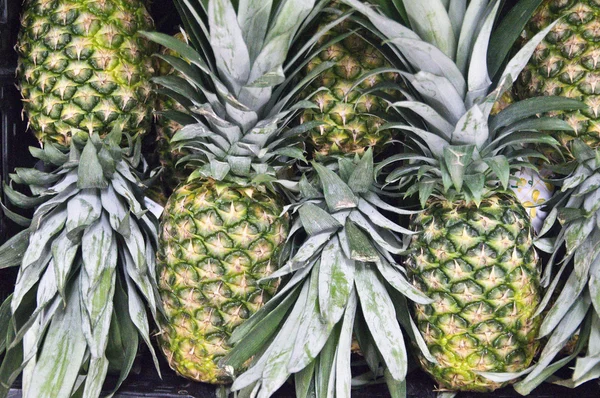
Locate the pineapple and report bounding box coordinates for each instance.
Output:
[144,0,323,384]
[516,0,600,150]
[16,0,156,147]
[408,197,540,391]
[158,180,288,383]
[300,1,398,157]
[343,0,584,392]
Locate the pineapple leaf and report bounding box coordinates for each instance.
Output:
[78,138,108,189]
[313,163,358,212]
[2,183,48,209]
[389,101,453,139]
[539,270,587,338]
[0,295,11,355]
[401,71,466,124]
[237,0,272,63]
[316,324,339,397]
[489,96,585,134]
[565,217,596,255]
[444,145,475,192]
[14,169,60,186]
[484,156,510,190]
[299,175,322,199]
[248,0,316,86]
[232,262,315,343]
[318,236,354,326]
[464,1,500,107]
[456,0,487,74]
[141,31,213,76]
[66,191,102,238]
[491,132,560,156]
[25,279,87,398]
[376,259,431,305]
[341,0,466,96]
[29,144,68,166]
[295,359,316,398]
[447,0,466,40]
[288,262,333,374]
[498,17,561,86]
[519,297,590,393]
[388,288,436,363]
[345,219,380,262]
[123,272,160,373]
[384,367,407,398]
[264,233,331,280]
[51,231,78,300]
[401,0,456,59]
[347,148,374,194]
[451,104,488,148]
[348,212,404,255]
[104,276,140,395]
[222,284,301,369]
[335,290,357,398]
[355,262,407,381]
[362,192,422,216]
[21,207,65,271]
[153,75,204,105]
[272,147,307,163]
[232,280,311,393]
[463,173,485,206]
[357,199,416,235]
[298,203,342,236]
[488,0,544,79]
[354,309,381,375]
[0,229,30,269]
[387,124,448,158]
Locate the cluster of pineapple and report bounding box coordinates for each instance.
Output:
[1,0,600,397]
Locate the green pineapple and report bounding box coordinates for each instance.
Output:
[407,196,540,391]
[516,0,600,149]
[343,0,584,391]
[16,0,156,147]
[144,0,323,383]
[158,180,288,383]
[300,1,398,156]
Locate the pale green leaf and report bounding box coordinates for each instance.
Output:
[299,203,342,236]
[318,236,354,326]
[355,262,406,381]
[313,162,358,212]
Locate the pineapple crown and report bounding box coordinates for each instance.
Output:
[508,139,600,394]
[142,0,340,186]
[221,149,434,394]
[342,0,584,206]
[0,122,162,396]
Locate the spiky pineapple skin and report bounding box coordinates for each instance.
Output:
[16,0,156,146]
[516,0,600,148]
[157,179,289,384]
[407,195,541,392]
[300,5,397,156]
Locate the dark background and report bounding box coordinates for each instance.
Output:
[0,0,599,396]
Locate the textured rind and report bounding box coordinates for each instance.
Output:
[407,195,541,392]
[300,5,399,156]
[516,0,600,148]
[157,179,289,384]
[16,0,156,146]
